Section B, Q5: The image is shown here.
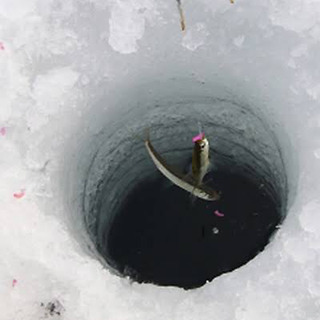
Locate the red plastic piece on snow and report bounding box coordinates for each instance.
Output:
[12,279,17,287]
[0,127,6,136]
[13,190,25,199]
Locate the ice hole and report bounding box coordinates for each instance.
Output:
[66,79,289,289]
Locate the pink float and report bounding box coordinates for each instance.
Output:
[192,132,205,143]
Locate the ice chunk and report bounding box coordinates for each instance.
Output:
[32,67,79,114]
[182,23,209,51]
[0,0,36,19]
[299,200,320,234]
[233,35,245,48]
[108,0,158,54]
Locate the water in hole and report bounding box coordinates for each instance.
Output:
[107,170,280,289]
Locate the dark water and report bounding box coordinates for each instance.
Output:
[107,171,280,289]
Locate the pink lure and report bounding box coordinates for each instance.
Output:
[192,132,205,143]
[12,279,17,287]
[13,190,25,199]
[214,210,224,217]
[0,127,6,136]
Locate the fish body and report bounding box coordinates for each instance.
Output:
[192,136,210,186]
[145,136,219,201]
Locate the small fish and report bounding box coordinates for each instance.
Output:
[145,133,219,201]
[192,133,210,187]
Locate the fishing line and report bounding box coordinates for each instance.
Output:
[197,121,202,136]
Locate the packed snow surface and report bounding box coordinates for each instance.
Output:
[1,0,320,319]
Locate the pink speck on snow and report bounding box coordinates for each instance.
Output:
[0,42,4,50]
[13,190,25,199]
[214,210,224,217]
[0,127,6,136]
[12,279,17,287]
[192,132,205,143]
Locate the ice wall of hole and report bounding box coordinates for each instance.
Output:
[63,77,293,289]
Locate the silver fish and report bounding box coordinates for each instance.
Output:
[145,135,219,201]
[192,135,210,187]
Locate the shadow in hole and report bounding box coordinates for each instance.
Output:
[107,170,280,289]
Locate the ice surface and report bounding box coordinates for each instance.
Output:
[1,0,320,319]
[108,0,159,54]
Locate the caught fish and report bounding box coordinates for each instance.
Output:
[145,133,220,201]
[176,0,186,31]
[192,132,210,187]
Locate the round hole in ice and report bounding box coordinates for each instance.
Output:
[69,79,288,290]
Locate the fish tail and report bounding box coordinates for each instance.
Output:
[144,127,150,142]
[189,179,202,204]
[189,188,197,205]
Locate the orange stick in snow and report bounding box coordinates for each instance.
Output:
[176,0,186,31]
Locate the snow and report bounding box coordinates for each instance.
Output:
[108,0,159,54]
[299,201,320,234]
[0,0,36,19]
[0,0,320,319]
[182,23,209,51]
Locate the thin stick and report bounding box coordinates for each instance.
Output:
[176,0,186,31]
